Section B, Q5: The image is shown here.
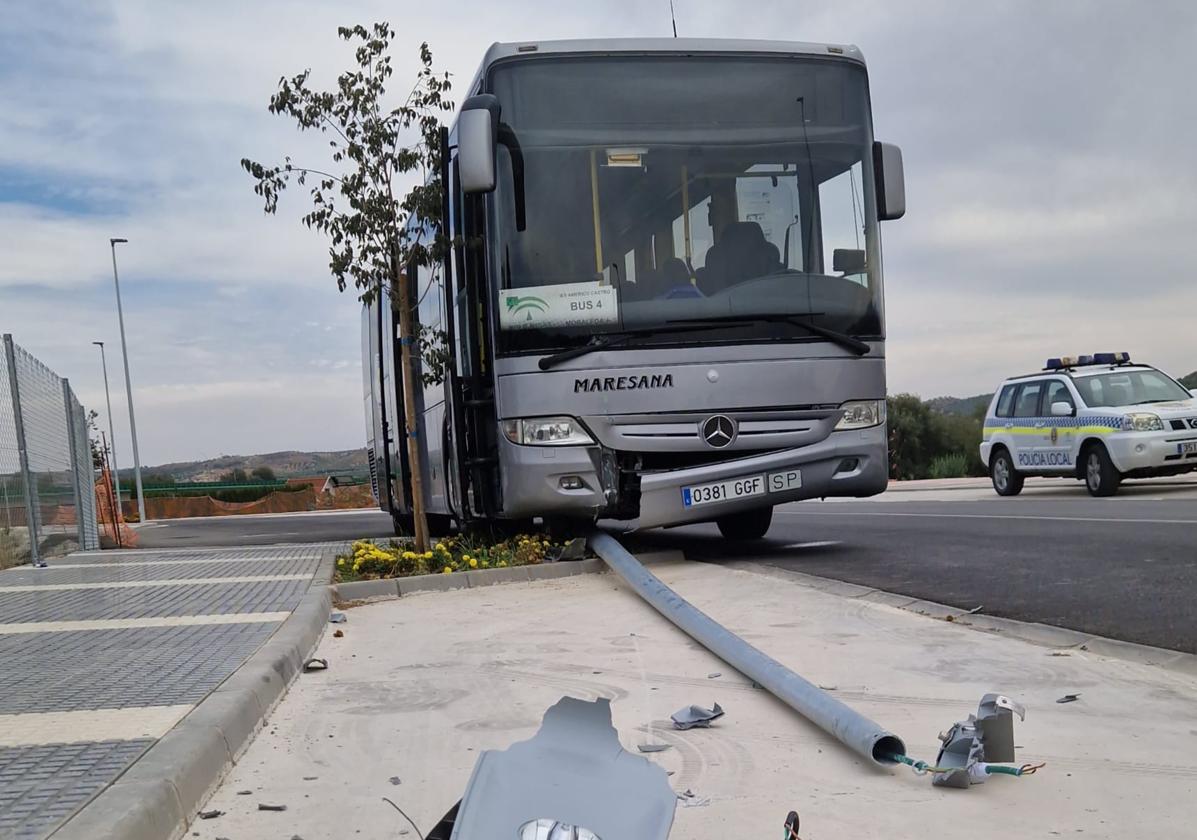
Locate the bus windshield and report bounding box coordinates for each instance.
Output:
[488,54,881,355]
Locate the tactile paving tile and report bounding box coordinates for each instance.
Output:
[0,556,321,586]
[59,544,328,565]
[0,739,153,839]
[0,622,280,713]
[0,578,310,623]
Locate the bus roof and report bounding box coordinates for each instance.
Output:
[465,37,865,97]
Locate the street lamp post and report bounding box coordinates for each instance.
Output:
[91,341,122,506]
[108,238,147,523]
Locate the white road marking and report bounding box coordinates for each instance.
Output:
[0,612,291,634]
[0,705,194,747]
[781,540,842,549]
[776,510,1197,525]
[0,574,311,592]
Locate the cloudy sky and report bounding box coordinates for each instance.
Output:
[3,1,1195,465]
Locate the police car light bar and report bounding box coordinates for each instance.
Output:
[1044,352,1131,370]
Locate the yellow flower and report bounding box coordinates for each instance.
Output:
[337,558,345,566]
[423,551,433,559]
[498,560,507,567]
[402,551,415,560]
[469,556,478,568]
[463,554,472,563]
[442,566,453,575]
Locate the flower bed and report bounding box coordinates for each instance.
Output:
[335,533,569,582]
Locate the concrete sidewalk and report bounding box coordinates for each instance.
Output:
[192,559,1197,839]
[0,544,333,839]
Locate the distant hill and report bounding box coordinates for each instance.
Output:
[127,449,367,482]
[1181,370,1197,389]
[925,393,993,417]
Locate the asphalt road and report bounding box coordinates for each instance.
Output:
[631,492,1197,654]
[132,508,395,549]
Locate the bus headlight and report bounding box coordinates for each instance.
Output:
[501,416,595,446]
[1122,413,1164,432]
[835,400,886,430]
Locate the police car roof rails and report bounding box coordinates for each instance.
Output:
[1044,352,1131,371]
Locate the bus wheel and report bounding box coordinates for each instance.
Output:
[1084,443,1122,497]
[716,506,773,540]
[990,447,1024,496]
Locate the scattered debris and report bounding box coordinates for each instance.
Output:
[329,612,347,623]
[1048,652,1071,657]
[197,809,223,820]
[676,788,711,808]
[966,605,984,614]
[333,629,344,638]
[637,743,671,753]
[817,685,837,691]
[303,776,318,781]
[1057,694,1081,704]
[303,657,328,672]
[671,702,725,730]
[389,776,402,786]
[707,672,721,679]
[236,789,252,795]
[292,835,305,840]
[258,803,288,812]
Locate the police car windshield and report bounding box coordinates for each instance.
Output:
[1073,369,1191,408]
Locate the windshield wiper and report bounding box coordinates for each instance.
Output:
[537,314,870,370]
[668,314,872,356]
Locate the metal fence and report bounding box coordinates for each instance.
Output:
[1,334,99,567]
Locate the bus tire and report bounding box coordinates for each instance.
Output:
[1083,443,1122,497]
[990,447,1024,496]
[716,506,773,540]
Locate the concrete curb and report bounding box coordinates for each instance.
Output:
[49,553,337,840]
[330,550,686,606]
[733,561,1197,676]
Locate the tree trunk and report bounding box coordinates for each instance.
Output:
[392,257,430,553]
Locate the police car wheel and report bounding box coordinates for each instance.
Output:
[1084,444,1122,497]
[716,506,773,540]
[990,448,1024,496]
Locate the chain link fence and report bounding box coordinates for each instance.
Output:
[1,334,99,567]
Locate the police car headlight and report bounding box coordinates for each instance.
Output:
[1121,413,1164,432]
[835,400,886,430]
[501,416,595,446]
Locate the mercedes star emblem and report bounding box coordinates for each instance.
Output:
[701,415,736,448]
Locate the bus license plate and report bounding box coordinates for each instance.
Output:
[768,469,803,493]
[682,475,765,507]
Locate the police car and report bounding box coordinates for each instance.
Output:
[979,353,1197,497]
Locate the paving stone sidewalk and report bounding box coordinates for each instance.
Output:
[0,544,331,840]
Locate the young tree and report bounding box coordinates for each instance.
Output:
[241,23,453,551]
[250,466,277,482]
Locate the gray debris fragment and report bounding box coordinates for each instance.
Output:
[707,672,721,679]
[671,702,725,730]
[236,789,252,795]
[637,743,671,753]
[1057,693,1080,704]
[197,809,223,819]
[451,696,675,839]
[329,612,347,623]
[389,776,402,785]
[258,803,288,812]
[303,657,328,672]
[933,693,1026,788]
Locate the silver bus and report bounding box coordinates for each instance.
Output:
[364,37,905,540]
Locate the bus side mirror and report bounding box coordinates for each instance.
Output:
[873,141,905,221]
[459,95,501,194]
[832,248,866,274]
[1051,401,1074,417]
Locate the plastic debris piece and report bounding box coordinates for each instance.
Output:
[236,790,252,795]
[1056,694,1080,704]
[303,657,328,672]
[303,776,318,781]
[258,803,288,812]
[707,672,721,679]
[197,809,223,820]
[389,776,402,785]
[330,612,347,623]
[637,743,671,753]
[671,702,725,730]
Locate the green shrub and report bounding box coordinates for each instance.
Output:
[929,453,968,479]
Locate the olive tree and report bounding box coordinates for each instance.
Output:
[241,22,452,551]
